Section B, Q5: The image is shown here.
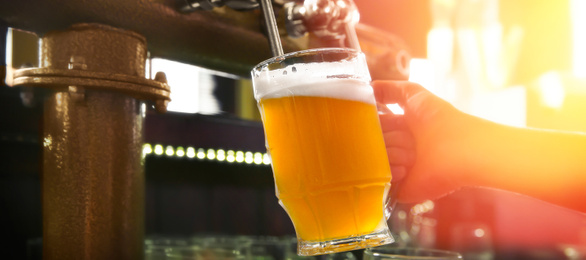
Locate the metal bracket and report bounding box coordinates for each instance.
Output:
[12,67,171,113]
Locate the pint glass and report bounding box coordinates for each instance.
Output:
[251,48,394,256]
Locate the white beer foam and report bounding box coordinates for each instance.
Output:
[253,53,372,103]
[260,78,376,105]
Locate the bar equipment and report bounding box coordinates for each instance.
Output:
[9,23,170,260]
[0,1,411,259]
[252,48,394,255]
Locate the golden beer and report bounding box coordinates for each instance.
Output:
[252,48,394,256]
[259,79,392,242]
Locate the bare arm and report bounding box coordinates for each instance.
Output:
[373,80,586,213]
[456,114,586,213]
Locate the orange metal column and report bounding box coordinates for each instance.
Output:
[12,23,170,260]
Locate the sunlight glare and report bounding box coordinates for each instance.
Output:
[538,72,565,109]
[385,104,404,115]
[409,58,435,93]
[572,0,586,78]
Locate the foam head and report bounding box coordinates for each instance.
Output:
[251,48,372,102]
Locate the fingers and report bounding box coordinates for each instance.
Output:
[379,114,407,132]
[372,80,427,106]
[379,115,415,182]
[383,131,414,149]
[386,147,414,166]
[390,165,407,183]
[382,129,411,188]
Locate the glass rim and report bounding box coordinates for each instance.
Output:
[252,47,362,71]
[364,247,463,259]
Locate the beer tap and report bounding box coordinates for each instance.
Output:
[177,0,362,54]
[259,0,284,56]
[177,0,285,56]
[174,0,410,79]
[284,0,361,50]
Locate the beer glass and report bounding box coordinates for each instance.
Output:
[252,48,394,256]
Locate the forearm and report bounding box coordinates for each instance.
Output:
[452,115,586,213]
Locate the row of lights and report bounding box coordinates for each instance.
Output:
[143,143,271,166]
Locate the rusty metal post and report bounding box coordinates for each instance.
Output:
[11,24,170,260]
[42,24,145,260]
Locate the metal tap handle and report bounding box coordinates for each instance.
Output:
[284,0,361,50]
[259,0,284,57]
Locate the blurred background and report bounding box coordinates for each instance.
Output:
[1,0,586,259]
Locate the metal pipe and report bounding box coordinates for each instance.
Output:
[38,24,150,260]
[259,0,284,57]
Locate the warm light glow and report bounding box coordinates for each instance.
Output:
[227,150,235,163]
[410,200,435,215]
[427,26,453,81]
[206,149,215,160]
[456,28,484,92]
[385,104,404,115]
[469,86,527,127]
[216,149,226,161]
[263,153,271,165]
[397,210,407,220]
[298,6,306,15]
[482,24,505,87]
[572,0,586,78]
[245,152,254,164]
[186,147,196,158]
[197,148,206,159]
[43,135,52,148]
[311,1,318,12]
[140,144,270,166]
[254,152,263,165]
[409,58,435,94]
[154,144,164,155]
[422,200,434,211]
[176,146,185,157]
[564,247,579,259]
[235,151,244,163]
[141,103,147,118]
[538,71,565,109]
[165,146,174,156]
[142,143,152,155]
[474,228,485,238]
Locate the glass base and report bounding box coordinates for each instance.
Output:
[297,228,394,256]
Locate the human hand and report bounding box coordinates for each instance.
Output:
[372,80,468,203]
